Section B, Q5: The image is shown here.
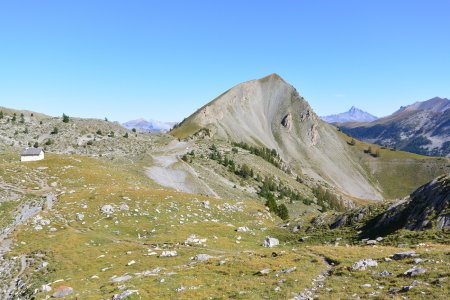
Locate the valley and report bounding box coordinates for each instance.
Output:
[0,75,449,299]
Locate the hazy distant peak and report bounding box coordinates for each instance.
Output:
[122,118,177,133]
[321,106,378,123]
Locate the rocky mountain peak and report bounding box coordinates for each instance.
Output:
[321,106,378,123]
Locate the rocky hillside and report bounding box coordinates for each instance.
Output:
[361,174,450,237]
[327,174,449,239]
[171,74,384,201]
[340,97,450,157]
[321,106,378,123]
[0,107,156,158]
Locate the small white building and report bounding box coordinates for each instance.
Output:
[20,147,45,162]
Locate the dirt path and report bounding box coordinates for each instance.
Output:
[146,141,218,197]
[293,255,334,299]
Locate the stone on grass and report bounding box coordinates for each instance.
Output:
[263,237,279,248]
[127,260,135,266]
[160,251,177,257]
[112,290,138,300]
[52,286,73,298]
[351,259,378,271]
[119,203,130,211]
[404,267,426,277]
[281,266,296,274]
[257,268,271,275]
[194,254,212,261]
[76,213,84,221]
[110,274,132,283]
[201,200,210,209]
[185,234,207,246]
[392,251,418,260]
[101,204,115,215]
[378,270,391,277]
[40,284,52,292]
[236,226,250,232]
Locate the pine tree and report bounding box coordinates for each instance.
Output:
[0,111,3,119]
[277,204,289,220]
[12,113,16,122]
[265,193,277,212]
[62,113,70,123]
[20,113,25,123]
[123,132,129,138]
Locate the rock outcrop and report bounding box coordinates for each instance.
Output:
[362,175,449,236]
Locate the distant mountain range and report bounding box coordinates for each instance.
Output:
[340,97,450,157]
[321,106,378,123]
[122,118,177,133]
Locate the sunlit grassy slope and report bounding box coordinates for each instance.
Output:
[2,149,450,299]
[335,130,450,199]
[5,153,325,299]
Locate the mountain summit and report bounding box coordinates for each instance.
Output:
[172,74,383,200]
[321,106,378,123]
[396,97,450,114]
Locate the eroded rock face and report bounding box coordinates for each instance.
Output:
[281,113,292,130]
[332,175,450,237]
[365,175,449,235]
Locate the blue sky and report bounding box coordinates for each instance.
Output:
[1,1,449,122]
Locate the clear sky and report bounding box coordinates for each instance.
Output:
[1,0,449,122]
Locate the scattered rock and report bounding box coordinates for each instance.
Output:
[404,266,426,277]
[393,251,418,260]
[299,236,310,242]
[160,251,177,257]
[257,268,271,275]
[194,254,212,261]
[119,203,130,211]
[52,286,73,298]
[236,226,250,232]
[378,270,391,277]
[110,274,132,283]
[185,234,207,246]
[127,260,135,266]
[143,267,161,276]
[40,284,52,292]
[201,200,210,209]
[263,237,279,248]
[112,289,138,299]
[414,258,425,264]
[37,261,49,270]
[292,225,301,233]
[101,204,115,215]
[351,259,378,271]
[361,284,372,288]
[76,213,84,221]
[281,266,296,274]
[175,286,186,292]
